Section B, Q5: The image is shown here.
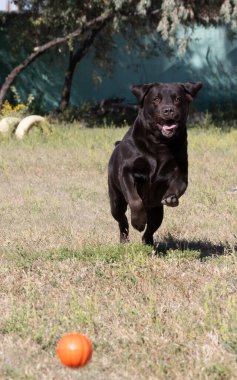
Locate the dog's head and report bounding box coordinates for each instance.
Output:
[131,82,202,138]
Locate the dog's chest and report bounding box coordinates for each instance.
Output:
[134,157,171,206]
[137,181,166,207]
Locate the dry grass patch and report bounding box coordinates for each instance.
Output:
[0,124,236,379]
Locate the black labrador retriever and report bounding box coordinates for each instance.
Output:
[108,82,202,244]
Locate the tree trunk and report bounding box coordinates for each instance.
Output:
[0,11,113,110]
[0,49,47,109]
[58,52,75,112]
[58,20,109,112]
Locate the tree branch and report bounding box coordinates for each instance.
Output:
[0,10,113,109]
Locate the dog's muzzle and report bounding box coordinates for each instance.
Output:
[161,123,177,137]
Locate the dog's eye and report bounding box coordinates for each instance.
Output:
[153,96,161,104]
[174,96,181,104]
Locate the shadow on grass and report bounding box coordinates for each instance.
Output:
[154,234,236,260]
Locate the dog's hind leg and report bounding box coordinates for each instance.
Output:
[109,187,129,243]
[142,206,164,245]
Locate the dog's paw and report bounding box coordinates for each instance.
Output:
[142,234,154,246]
[161,195,179,207]
[120,231,129,244]
[131,218,146,232]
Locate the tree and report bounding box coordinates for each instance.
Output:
[0,9,114,110]
[58,14,113,112]
[0,1,117,110]
[0,0,237,111]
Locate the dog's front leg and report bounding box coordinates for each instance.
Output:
[162,168,187,207]
[120,165,147,232]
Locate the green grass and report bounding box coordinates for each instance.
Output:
[0,123,236,379]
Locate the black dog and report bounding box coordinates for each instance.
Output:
[108,82,202,244]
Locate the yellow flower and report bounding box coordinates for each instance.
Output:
[1,100,13,116]
[1,101,28,117]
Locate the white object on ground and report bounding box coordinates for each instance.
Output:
[15,115,46,139]
[0,117,21,135]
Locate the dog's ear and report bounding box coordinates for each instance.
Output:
[131,83,153,106]
[182,82,203,101]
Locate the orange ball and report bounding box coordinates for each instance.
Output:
[56,333,92,368]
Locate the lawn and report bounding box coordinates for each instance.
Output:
[0,123,236,380]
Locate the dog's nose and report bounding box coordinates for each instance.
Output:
[163,107,174,116]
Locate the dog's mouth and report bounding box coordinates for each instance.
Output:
[158,120,178,138]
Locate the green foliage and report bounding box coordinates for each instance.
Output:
[201,112,216,129]
[0,87,45,118]
[1,1,237,112]
[50,105,86,124]
[210,102,237,129]
[5,1,237,60]
[50,101,136,127]
[51,102,237,131]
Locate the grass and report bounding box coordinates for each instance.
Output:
[0,122,236,379]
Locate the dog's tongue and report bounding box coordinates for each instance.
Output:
[162,124,177,132]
